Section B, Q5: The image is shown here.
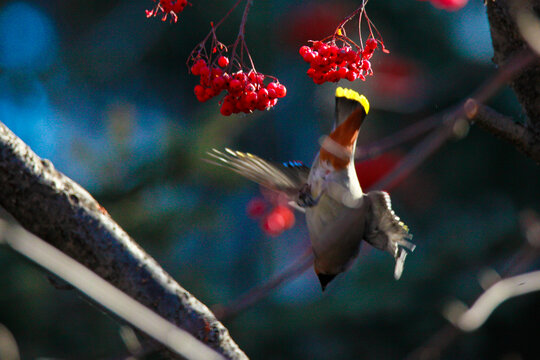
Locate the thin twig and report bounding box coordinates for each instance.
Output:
[230,0,253,70]
[366,49,539,191]
[213,250,315,321]
[355,114,442,162]
[370,123,453,191]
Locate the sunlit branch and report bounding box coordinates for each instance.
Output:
[464,99,540,163]
[0,121,247,360]
[448,270,540,332]
[1,220,224,360]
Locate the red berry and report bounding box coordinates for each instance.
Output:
[234,72,248,84]
[257,88,269,99]
[274,205,295,229]
[256,97,270,111]
[217,56,229,68]
[247,198,267,218]
[220,101,234,116]
[361,60,371,72]
[303,51,316,63]
[204,87,214,99]
[194,84,205,97]
[229,79,242,93]
[199,66,210,78]
[299,46,311,57]
[312,41,324,50]
[275,84,287,98]
[267,88,277,99]
[191,64,201,76]
[366,38,378,51]
[244,91,258,105]
[346,71,358,82]
[212,76,227,90]
[262,205,295,236]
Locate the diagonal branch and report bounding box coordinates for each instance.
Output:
[213,250,315,321]
[0,121,248,360]
[464,99,540,163]
[1,221,224,360]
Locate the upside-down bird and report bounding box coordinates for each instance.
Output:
[208,87,415,291]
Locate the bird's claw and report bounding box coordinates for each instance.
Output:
[297,184,319,208]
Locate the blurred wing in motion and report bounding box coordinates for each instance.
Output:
[364,191,415,280]
[207,148,310,199]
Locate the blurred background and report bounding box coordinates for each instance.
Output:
[1,0,540,359]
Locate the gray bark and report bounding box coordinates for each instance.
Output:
[0,121,248,360]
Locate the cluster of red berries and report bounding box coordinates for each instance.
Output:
[247,197,295,237]
[190,57,287,116]
[146,0,189,23]
[299,38,379,84]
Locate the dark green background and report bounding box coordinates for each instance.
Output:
[1,0,539,359]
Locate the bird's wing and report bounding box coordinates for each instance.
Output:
[334,87,370,129]
[207,148,310,198]
[364,191,415,280]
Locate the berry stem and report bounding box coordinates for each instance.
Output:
[230,0,253,71]
[188,0,243,64]
[336,0,368,34]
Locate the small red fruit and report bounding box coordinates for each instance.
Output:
[275,84,287,98]
[217,56,229,68]
[220,101,234,116]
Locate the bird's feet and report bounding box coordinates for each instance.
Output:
[297,184,319,208]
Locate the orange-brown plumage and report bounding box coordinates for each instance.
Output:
[319,108,365,170]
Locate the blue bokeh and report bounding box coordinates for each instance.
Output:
[0,2,58,71]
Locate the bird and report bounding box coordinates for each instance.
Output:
[207,87,415,291]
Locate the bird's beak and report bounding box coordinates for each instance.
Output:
[317,273,337,292]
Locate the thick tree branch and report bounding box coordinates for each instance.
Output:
[487,0,540,126]
[464,99,540,163]
[0,121,248,360]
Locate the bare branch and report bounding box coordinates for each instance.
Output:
[464,99,540,163]
[0,121,247,360]
[487,0,540,126]
[448,270,540,332]
[213,250,314,321]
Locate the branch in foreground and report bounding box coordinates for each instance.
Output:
[0,121,247,360]
[1,220,223,360]
[464,99,540,163]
